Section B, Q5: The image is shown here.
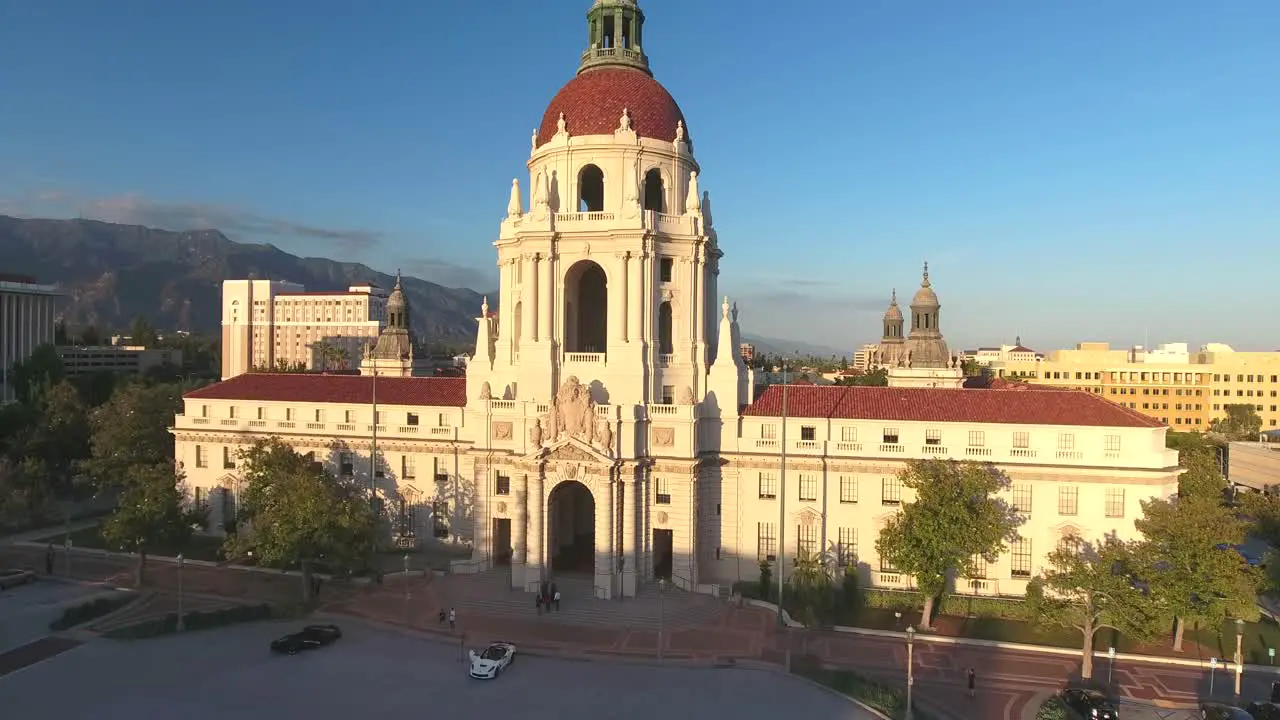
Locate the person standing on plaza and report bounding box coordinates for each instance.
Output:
[967,668,976,699]
[553,589,561,612]
[536,593,543,615]
[45,543,54,575]
[448,607,456,630]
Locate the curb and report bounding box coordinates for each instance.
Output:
[1021,692,1056,720]
[786,672,894,720]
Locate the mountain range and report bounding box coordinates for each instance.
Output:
[0,214,844,357]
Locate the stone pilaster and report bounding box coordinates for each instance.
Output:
[527,469,546,591]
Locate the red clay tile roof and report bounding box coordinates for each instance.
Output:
[184,373,466,407]
[537,67,688,147]
[743,385,1164,428]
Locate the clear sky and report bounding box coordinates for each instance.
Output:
[1,0,1276,353]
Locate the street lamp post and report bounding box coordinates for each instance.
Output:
[905,625,916,720]
[1235,618,1245,698]
[176,553,186,632]
[403,554,411,625]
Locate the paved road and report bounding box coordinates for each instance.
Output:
[0,580,105,654]
[0,620,882,720]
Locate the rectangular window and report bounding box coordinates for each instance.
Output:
[797,523,818,558]
[841,427,857,442]
[193,487,205,507]
[256,407,266,420]
[432,500,449,538]
[1011,484,1032,514]
[1057,433,1075,451]
[758,472,778,499]
[340,452,354,476]
[314,408,324,423]
[968,430,985,447]
[222,446,236,470]
[798,474,817,502]
[402,455,416,479]
[195,445,207,468]
[836,527,858,565]
[495,473,511,496]
[882,428,900,445]
[201,405,209,418]
[659,257,674,283]
[800,426,816,441]
[1104,434,1121,452]
[656,477,671,505]
[374,454,385,478]
[344,410,353,423]
[969,554,988,580]
[407,412,420,426]
[662,385,675,405]
[1105,488,1125,518]
[1011,539,1032,578]
[1013,431,1030,448]
[881,477,902,505]
[879,556,898,573]
[375,410,387,425]
[839,475,858,503]
[757,522,777,562]
[761,424,777,440]
[925,429,942,445]
[1058,486,1079,515]
[229,406,239,419]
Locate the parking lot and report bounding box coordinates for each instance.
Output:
[0,618,880,719]
[0,579,109,654]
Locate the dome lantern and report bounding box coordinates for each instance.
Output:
[580,0,650,76]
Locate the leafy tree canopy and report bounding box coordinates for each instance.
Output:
[101,463,206,585]
[9,344,64,405]
[1212,404,1263,441]
[84,381,183,488]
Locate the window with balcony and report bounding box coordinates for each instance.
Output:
[925,429,942,445]
[969,554,988,580]
[797,523,818,559]
[837,527,858,565]
[229,406,239,419]
[375,411,387,425]
[314,409,325,423]
[1013,431,1030,448]
[1104,434,1121,452]
[201,405,209,418]
[285,408,296,421]
[758,472,777,499]
[757,523,777,562]
[1058,486,1079,515]
[968,430,985,447]
[1057,433,1075,451]
[256,407,266,420]
[881,477,902,505]
[344,410,353,423]
[879,556,898,573]
[1105,488,1125,518]
[495,473,511,496]
[662,385,675,405]
[882,428,900,445]
[761,424,777,440]
[800,426,816,441]
[798,474,817,502]
[841,426,857,442]
[407,412,420,426]
[656,477,671,505]
[839,475,858,503]
[1010,539,1032,577]
[1012,484,1032,514]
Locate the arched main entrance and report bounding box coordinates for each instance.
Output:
[563,260,608,353]
[547,480,595,574]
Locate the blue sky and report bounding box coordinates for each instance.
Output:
[1,0,1276,353]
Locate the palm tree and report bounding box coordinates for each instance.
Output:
[309,341,349,372]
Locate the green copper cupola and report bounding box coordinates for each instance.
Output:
[579,0,650,76]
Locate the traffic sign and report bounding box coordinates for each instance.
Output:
[1108,647,1116,658]
[1210,657,1218,668]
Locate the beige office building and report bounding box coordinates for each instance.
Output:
[989,342,1280,431]
[220,279,386,380]
[57,345,183,377]
[1,274,60,403]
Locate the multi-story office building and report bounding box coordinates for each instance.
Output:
[220,279,386,379]
[57,345,183,377]
[989,341,1280,431]
[0,274,60,403]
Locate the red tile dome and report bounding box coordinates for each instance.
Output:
[536,67,689,148]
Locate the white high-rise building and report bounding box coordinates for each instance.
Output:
[0,274,60,403]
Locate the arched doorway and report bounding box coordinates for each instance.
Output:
[578,164,604,212]
[658,301,673,354]
[642,168,665,212]
[563,260,608,353]
[547,480,595,574]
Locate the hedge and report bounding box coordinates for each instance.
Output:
[795,664,936,720]
[49,594,136,631]
[1035,695,1067,720]
[103,603,276,640]
[732,579,1032,623]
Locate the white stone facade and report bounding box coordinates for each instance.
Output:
[0,276,60,404]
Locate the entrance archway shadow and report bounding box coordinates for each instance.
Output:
[548,480,595,575]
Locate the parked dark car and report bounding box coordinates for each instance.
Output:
[1060,687,1119,719]
[1201,703,1257,720]
[270,624,342,655]
[0,568,37,590]
[1246,702,1280,720]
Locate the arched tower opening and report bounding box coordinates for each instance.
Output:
[563,260,608,354]
[658,301,674,355]
[643,168,665,212]
[578,165,605,212]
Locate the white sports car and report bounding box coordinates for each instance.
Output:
[468,642,516,679]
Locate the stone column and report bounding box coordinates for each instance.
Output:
[529,469,545,588]
[595,476,616,598]
[628,253,643,348]
[615,251,629,342]
[529,254,541,341]
[521,255,534,345]
[620,469,637,596]
[511,472,529,590]
[539,253,554,345]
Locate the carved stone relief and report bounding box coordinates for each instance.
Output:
[653,427,675,447]
[545,376,595,442]
[492,421,513,441]
[656,511,669,525]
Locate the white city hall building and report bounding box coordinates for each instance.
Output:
[172,0,1180,600]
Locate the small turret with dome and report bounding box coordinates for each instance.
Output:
[360,270,424,378]
[905,262,950,368]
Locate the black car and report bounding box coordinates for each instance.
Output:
[1060,688,1119,720]
[270,624,342,655]
[1247,702,1280,720]
[1201,703,1257,720]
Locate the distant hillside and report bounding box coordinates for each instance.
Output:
[0,215,487,344]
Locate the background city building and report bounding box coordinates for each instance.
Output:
[57,344,182,377]
[0,274,60,403]
[220,278,387,380]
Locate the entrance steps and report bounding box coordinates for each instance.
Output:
[437,570,723,631]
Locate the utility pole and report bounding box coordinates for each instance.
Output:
[776,357,789,626]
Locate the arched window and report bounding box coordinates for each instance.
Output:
[643,169,665,212]
[563,260,608,353]
[513,302,523,354]
[658,301,673,355]
[578,165,604,212]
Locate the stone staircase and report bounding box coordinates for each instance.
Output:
[437,571,724,631]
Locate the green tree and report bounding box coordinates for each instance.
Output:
[78,325,101,345]
[1025,535,1164,679]
[28,380,90,489]
[961,358,981,377]
[1212,404,1263,441]
[9,344,64,405]
[226,439,377,600]
[310,341,349,372]
[0,457,57,529]
[834,367,889,387]
[875,459,1022,628]
[129,316,159,347]
[1239,488,1280,548]
[84,382,183,488]
[1136,495,1260,651]
[101,463,205,586]
[1176,444,1228,500]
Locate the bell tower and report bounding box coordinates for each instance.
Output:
[467,0,722,430]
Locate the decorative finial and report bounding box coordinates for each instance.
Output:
[891,288,897,304]
[481,296,489,315]
[556,112,567,134]
[686,171,701,213]
[722,296,731,320]
[1016,335,1022,346]
[674,120,686,146]
[507,178,523,218]
[530,129,537,152]
[922,261,931,287]
[394,269,402,288]
[731,301,739,323]
[618,108,632,131]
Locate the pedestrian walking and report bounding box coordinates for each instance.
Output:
[45,543,54,575]
[967,668,976,699]
[448,607,456,630]
[438,608,446,625]
[553,589,561,611]
[536,593,543,615]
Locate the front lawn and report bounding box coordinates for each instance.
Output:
[36,524,227,563]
